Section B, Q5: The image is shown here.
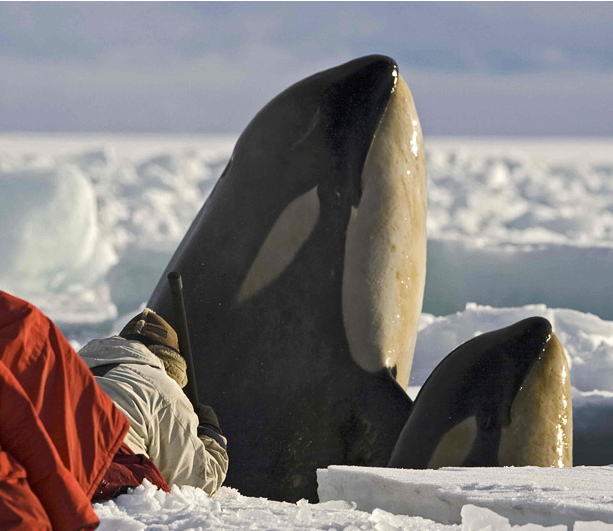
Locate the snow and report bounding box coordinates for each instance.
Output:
[424,139,613,319]
[3,135,613,529]
[318,465,613,528]
[94,481,454,531]
[94,476,613,531]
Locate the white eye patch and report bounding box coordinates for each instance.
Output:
[237,186,320,303]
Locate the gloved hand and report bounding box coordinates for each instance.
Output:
[195,404,222,435]
[195,404,227,449]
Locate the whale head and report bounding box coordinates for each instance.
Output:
[149,55,426,500]
[389,317,573,469]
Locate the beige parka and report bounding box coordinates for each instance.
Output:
[78,336,228,496]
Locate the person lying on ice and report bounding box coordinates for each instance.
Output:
[0,291,226,531]
[0,290,169,531]
[78,308,229,496]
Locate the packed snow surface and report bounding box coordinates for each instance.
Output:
[318,465,613,528]
[94,481,457,531]
[96,476,613,531]
[3,135,613,529]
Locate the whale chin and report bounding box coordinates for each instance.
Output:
[343,74,427,389]
[498,332,572,467]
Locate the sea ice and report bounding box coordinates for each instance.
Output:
[318,465,613,528]
[461,505,566,531]
[0,166,116,293]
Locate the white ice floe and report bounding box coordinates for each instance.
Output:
[318,465,613,528]
[0,166,117,317]
[424,138,613,319]
[3,135,613,324]
[0,135,233,324]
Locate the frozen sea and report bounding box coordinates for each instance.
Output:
[2,134,613,530]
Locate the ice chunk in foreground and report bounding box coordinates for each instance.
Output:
[574,522,613,531]
[461,505,566,531]
[95,481,458,530]
[317,465,613,528]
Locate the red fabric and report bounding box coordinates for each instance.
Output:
[0,362,98,531]
[0,291,130,531]
[0,451,51,531]
[92,443,170,502]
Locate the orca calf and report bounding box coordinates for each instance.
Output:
[149,56,572,501]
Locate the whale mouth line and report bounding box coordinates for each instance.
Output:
[354,67,400,196]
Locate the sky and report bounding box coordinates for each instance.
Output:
[1,2,613,137]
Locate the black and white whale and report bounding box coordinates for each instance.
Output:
[150,55,425,501]
[149,55,572,501]
[389,317,572,469]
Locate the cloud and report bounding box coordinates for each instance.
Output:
[0,45,350,133]
[0,3,612,135]
[407,70,613,136]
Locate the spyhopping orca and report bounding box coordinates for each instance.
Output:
[149,56,572,501]
[150,55,425,501]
